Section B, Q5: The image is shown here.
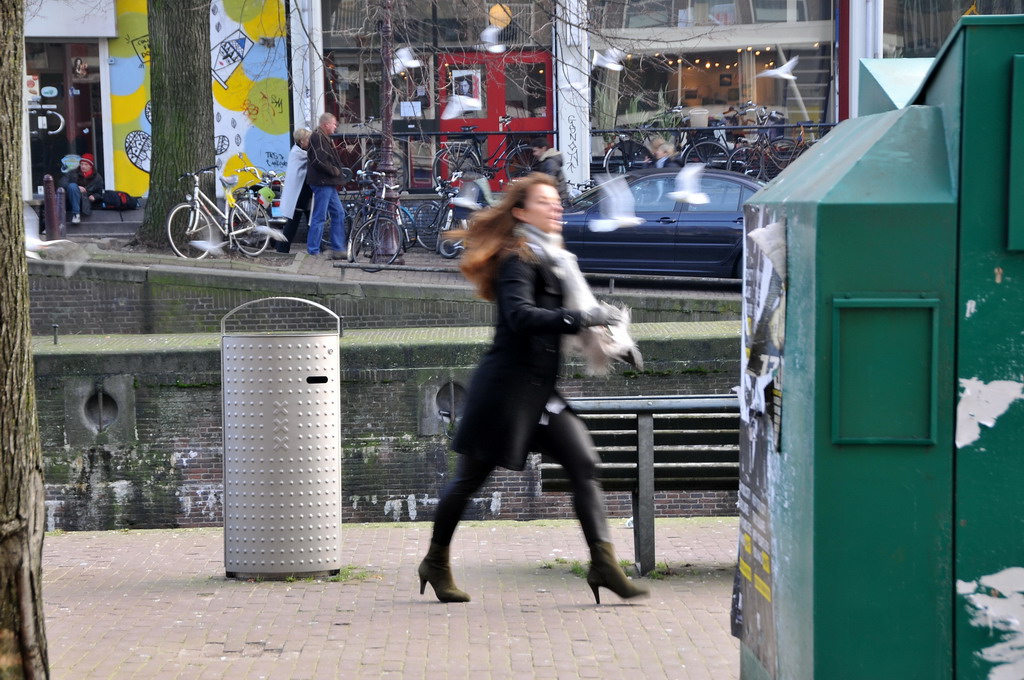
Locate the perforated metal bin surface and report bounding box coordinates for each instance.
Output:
[221,298,341,579]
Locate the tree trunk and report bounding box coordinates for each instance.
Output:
[136,0,216,248]
[0,0,50,677]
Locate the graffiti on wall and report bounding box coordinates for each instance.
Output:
[210,0,290,183]
[107,0,290,196]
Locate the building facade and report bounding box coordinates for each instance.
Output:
[22,0,1019,199]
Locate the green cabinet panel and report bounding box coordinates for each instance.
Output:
[831,298,939,445]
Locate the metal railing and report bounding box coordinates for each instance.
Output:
[560,395,740,573]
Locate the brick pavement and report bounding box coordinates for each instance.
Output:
[43,518,740,680]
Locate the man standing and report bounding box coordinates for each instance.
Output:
[305,113,348,258]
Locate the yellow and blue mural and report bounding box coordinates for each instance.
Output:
[108,0,290,196]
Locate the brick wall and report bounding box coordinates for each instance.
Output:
[34,335,739,531]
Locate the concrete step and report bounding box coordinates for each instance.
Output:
[61,212,142,238]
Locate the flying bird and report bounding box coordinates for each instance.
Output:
[756,56,799,80]
[588,175,644,232]
[593,48,624,71]
[479,25,506,53]
[390,47,421,75]
[25,235,90,277]
[253,224,288,241]
[668,163,710,204]
[441,95,482,120]
[452,181,485,210]
[189,240,227,257]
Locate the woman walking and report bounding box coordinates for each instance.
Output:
[275,128,313,254]
[418,174,648,605]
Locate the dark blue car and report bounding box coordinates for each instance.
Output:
[562,168,761,278]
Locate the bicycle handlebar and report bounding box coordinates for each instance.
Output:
[178,165,217,180]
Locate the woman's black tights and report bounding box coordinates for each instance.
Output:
[431,409,610,547]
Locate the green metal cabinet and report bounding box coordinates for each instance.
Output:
[734,16,1024,680]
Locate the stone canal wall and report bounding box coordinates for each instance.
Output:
[33,323,740,531]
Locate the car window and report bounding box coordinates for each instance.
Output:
[630,176,678,212]
[569,184,602,210]
[689,177,742,212]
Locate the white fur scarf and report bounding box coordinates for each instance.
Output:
[516,224,643,376]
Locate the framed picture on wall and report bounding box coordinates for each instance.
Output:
[720,73,733,87]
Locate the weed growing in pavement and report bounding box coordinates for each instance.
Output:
[327,565,376,583]
[539,557,587,578]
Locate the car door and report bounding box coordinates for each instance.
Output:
[581,174,685,274]
[675,175,751,276]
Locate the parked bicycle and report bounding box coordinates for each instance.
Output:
[432,115,533,188]
[726,106,802,181]
[345,171,427,272]
[166,165,279,259]
[602,103,755,174]
[331,170,414,253]
[412,172,462,252]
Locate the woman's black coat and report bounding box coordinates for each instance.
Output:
[452,250,584,471]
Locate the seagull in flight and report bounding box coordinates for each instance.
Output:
[188,240,227,257]
[452,181,484,210]
[588,175,644,232]
[593,48,624,71]
[253,224,288,242]
[668,163,710,204]
[390,47,421,75]
[479,25,506,53]
[756,56,799,80]
[441,95,482,120]
[25,235,90,277]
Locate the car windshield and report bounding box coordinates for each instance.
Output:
[568,183,606,210]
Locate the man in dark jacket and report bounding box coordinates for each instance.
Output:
[305,113,348,258]
[529,137,569,205]
[58,153,104,224]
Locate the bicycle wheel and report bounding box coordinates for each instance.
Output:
[229,198,271,257]
[433,147,481,186]
[414,200,442,250]
[727,146,765,180]
[502,144,535,181]
[682,140,730,169]
[603,140,653,174]
[166,202,213,259]
[348,217,400,272]
[438,234,462,259]
[764,139,799,177]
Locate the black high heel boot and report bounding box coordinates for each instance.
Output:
[418,542,470,603]
[586,541,649,604]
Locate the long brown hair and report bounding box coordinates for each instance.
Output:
[458,173,557,301]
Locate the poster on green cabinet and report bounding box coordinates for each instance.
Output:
[731,206,785,676]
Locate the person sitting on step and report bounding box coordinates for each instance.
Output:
[58,153,104,224]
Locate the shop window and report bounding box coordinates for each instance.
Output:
[505,63,547,118]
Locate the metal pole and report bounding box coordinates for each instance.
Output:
[378,0,397,201]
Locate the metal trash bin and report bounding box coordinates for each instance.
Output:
[221,297,342,579]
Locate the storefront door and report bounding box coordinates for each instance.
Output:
[25,42,103,196]
[437,50,553,188]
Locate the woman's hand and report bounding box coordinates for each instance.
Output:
[580,306,622,327]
